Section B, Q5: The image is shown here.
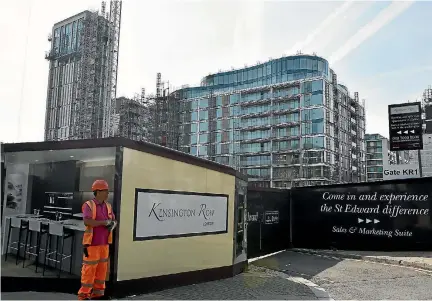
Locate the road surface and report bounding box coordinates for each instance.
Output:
[253,250,432,300]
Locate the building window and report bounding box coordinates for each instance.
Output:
[302,108,324,120]
[303,136,324,149]
[199,122,208,132]
[199,133,208,143]
[199,110,208,120]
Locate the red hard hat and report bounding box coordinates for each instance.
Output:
[92,180,109,191]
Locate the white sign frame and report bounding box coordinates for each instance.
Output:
[133,189,229,240]
[264,211,280,225]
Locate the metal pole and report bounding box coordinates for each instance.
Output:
[418,149,423,177]
[259,219,262,251]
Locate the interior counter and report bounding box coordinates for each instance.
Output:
[3,214,85,276]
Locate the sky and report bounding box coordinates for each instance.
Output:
[0,0,431,143]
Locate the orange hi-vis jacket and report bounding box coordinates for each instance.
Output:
[82,200,114,246]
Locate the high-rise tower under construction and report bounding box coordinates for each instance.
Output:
[44,1,122,141]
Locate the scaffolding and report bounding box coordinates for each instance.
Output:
[150,73,181,149]
[424,85,432,134]
[44,1,122,141]
[103,0,122,138]
[117,90,147,141]
[74,9,100,139]
[423,85,432,106]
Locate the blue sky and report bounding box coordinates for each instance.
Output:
[333,1,431,134]
[1,0,431,143]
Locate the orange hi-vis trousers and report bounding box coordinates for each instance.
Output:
[78,245,109,300]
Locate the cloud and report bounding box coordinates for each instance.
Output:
[366,65,432,82]
[286,1,355,55]
[305,1,375,57]
[232,1,265,67]
[329,0,414,65]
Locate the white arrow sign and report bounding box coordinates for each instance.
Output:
[397,130,402,135]
[410,129,415,134]
[366,218,372,223]
[374,219,380,224]
[404,130,409,134]
[358,218,364,223]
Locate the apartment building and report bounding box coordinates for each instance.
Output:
[172,54,366,188]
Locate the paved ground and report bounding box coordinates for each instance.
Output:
[1,292,76,300]
[293,248,432,271]
[126,265,317,300]
[254,250,432,300]
[1,265,318,300]
[4,251,432,300]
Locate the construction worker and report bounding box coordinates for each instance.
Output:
[78,179,116,300]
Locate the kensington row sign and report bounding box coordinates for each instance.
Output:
[133,189,228,240]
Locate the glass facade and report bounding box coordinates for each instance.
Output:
[365,134,385,181]
[52,18,84,57]
[173,55,366,188]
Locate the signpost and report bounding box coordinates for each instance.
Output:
[388,102,423,177]
[388,102,423,151]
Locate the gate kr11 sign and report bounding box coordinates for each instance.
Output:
[388,102,423,151]
[382,164,420,181]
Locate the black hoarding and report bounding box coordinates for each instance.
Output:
[426,105,432,134]
[388,102,423,151]
[425,105,432,120]
[246,187,290,258]
[291,177,432,251]
[426,120,432,134]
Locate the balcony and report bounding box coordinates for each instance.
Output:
[272,94,302,103]
[239,137,271,143]
[239,124,272,131]
[272,107,301,115]
[273,120,300,128]
[239,97,271,107]
[239,110,271,119]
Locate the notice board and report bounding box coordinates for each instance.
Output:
[388,102,423,151]
[291,177,432,251]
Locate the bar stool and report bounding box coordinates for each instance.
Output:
[4,217,29,265]
[43,222,75,278]
[23,219,49,272]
